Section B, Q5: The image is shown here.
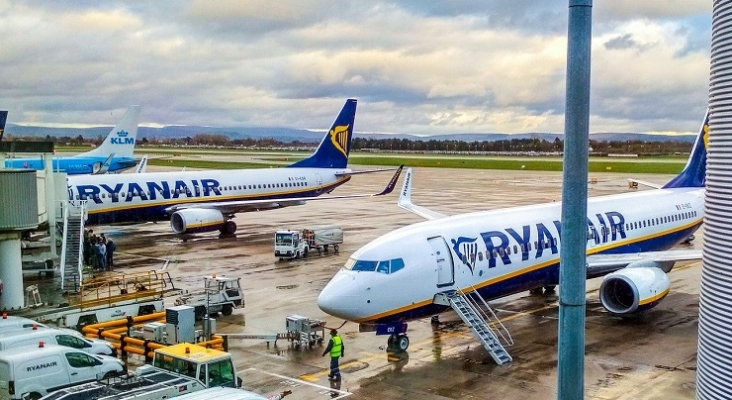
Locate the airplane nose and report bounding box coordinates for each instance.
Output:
[317,272,363,321]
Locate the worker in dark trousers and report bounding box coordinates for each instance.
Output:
[322,329,344,380]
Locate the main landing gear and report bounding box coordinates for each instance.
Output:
[219,220,237,235]
[530,285,556,295]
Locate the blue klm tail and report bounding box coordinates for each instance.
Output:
[0,111,7,142]
[663,109,708,189]
[289,99,356,169]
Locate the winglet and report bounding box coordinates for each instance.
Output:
[136,155,149,173]
[374,165,404,196]
[92,153,115,175]
[397,168,446,220]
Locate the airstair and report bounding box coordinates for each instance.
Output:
[435,288,514,365]
[60,200,87,292]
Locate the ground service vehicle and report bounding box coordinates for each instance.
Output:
[0,315,47,331]
[275,226,343,260]
[173,276,244,321]
[0,328,116,356]
[37,343,242,400]
[0,343,124,399]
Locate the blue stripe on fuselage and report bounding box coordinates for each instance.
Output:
[370,222,701,324]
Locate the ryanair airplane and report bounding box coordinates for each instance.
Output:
[4,106,140,175]
[67,99,403,235]
[0,111,7,142]
[318,111,707,353]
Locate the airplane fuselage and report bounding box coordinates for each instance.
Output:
[5,156,138,175]
[67,167,353,224]
[318,187,704,324]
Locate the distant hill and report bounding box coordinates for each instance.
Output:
[3,124,697,143]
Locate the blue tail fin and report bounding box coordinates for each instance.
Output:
[0,111,7,142]
[289,99,356,169]
[662,109,708,189]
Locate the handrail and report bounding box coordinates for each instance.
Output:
[460,285,514,346]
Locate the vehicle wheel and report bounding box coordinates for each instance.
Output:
[387,334,396,348]
[194,306,206,321]
[303,247,309,258]
[395,335,410,352]
[543,285,556,293]
[25,393,42,400]
[222,304,233,316]
[334,244,339,252]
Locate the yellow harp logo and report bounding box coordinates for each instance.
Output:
[330,124,350,158]
[0,128,3,140]
[703,122,709,150]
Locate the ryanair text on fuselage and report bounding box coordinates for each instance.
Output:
[73,178,223,204]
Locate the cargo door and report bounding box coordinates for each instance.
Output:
[314,173,323,194]
[428,236,454,287]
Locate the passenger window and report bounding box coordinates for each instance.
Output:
[478,252,484,261]
[377,260,390,274]
[390,258,405,273]
[56,335,88,349]
[66,352,95,368]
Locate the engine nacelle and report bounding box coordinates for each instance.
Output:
[599,263,670,315]
[170,209,225,234]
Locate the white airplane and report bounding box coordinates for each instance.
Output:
[66,99,403,236]
[318,111,707,354]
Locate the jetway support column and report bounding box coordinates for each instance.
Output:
[0,232,24,310]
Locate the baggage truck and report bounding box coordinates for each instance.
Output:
[274,227,343,260]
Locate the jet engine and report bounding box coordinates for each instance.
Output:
[170,209,226,234]
[599,262,670,315]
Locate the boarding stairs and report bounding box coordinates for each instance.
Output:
[435,289,513,365]
[60,200,87,292]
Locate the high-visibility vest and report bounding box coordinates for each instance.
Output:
[330,335,343,358]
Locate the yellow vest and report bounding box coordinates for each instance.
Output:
[330,335,342,357]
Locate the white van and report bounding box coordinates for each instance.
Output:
[175,387,271,400]
[0,343,124,400]
[0,316,47,332]
[0,328,115,356]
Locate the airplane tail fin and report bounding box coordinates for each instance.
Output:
[0,111,7,142]
[288,99,356,169]
[83,105,141,159]
[662,109,708,189]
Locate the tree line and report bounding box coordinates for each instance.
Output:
[12,132,693,156]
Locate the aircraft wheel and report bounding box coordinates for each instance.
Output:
[220,220,237,235]
[395,334,410,352]
[529,287,544,295]
[543,285,556,293]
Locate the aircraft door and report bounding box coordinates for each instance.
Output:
[314,173,323,194]
[428,236,455,287]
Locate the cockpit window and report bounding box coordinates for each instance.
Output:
[345,258,405,274]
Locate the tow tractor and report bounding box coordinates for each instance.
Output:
[274,226,343,260]
[172,275,244,321]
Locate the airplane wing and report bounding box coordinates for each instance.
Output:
[135,155,149,173]
[627,178,662,189]
[397,168,447,220]
[335,166,401,177]
[165,165,404,215]
[586,249,701,276]
[91,153,115,175]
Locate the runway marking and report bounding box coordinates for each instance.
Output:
[246,368,351,398]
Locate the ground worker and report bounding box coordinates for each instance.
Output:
[322,329,344,381]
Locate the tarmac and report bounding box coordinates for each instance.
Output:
[69,166,701,400]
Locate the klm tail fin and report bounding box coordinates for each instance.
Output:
[83,105,141,159]
[0,111,7,142]
[662,109,708,189]
[288,99,356,169]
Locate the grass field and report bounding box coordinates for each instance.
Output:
[53,145,687,174]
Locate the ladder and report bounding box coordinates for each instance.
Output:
[435,289,514,365]
[60,200,86,292]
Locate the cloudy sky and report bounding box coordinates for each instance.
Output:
[0,1,712,136]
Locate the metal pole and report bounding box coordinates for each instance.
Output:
[557,1,592,399]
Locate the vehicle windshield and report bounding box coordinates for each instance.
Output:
[344,257,405,274]
[275,233,293,246]
[207,359,236,387]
